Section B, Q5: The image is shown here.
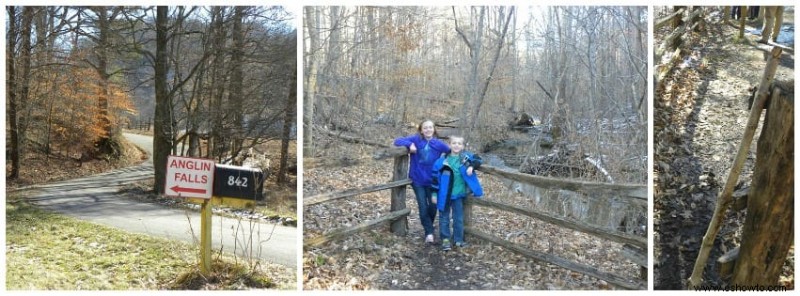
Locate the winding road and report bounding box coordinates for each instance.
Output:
[25,133,297,268]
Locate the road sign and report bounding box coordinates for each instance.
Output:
[166,155,214,199]
[213,164,265,200]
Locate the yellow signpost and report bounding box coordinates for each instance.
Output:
[188,196,256,275]
[200,199,212,274]
[166,155,264,275]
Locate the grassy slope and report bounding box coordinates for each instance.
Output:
[6,201,295,290]
[6,202,196,289]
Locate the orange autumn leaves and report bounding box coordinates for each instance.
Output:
[47,64,136,155]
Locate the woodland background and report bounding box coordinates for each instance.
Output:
[6,6,298,195]
[303,6,649,290]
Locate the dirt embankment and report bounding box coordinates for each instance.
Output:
[6,134,146,190]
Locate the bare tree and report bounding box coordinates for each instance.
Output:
[153,6,170,194]
[6,6,20,179]
[304,6,319,157]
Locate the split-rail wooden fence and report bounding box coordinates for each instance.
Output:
[305,146,647,289]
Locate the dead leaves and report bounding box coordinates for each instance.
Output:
[653,15,795,288]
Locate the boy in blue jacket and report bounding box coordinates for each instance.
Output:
[432,136,483,251]
[394,120,451,244]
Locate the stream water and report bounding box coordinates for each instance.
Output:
[483,120,646,236]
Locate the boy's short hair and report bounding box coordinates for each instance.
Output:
[449,135,464,143]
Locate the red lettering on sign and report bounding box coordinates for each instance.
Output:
[169,158,212,171]
[174,173,208,184]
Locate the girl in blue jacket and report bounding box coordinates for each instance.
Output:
[394,120,450,244]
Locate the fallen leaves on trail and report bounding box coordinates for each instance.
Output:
[653,10,794,289]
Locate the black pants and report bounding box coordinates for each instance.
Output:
[749,6,759,19]
[732,6,741,19]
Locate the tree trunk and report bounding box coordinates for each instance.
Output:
[278,71,297,184]
[738,6,748,39]
[6,6,20,179]
[552,7,570,141]
[304,6,319,157]
[731,89,794,285]
[17,7,34,158]
[208,7,226,161]
[153,6,171,194]
[510,11,519,112]
[95,7,112,143]
[453,6,485,138]
[228,7,245,160]
[470,7,514,134]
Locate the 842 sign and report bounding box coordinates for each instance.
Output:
[226,175,249,187]
[213,164,265,200]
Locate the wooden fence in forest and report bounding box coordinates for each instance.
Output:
[689,46,793,287]
[128,117,152,131]
[304,147,648,289]
[654,7,706,87]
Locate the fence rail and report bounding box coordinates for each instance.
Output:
[654,7,706,87]
[127,117,152,131]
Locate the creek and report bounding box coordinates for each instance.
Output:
[482,122,646,236]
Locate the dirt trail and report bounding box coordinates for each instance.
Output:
[653,11,794,289]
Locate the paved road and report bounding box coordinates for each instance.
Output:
[25,133,297,268]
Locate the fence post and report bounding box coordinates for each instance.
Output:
[390,154,409,235]
[731,85,793,285]
[464,196,473,231]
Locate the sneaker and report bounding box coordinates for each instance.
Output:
[455,241,468,248]
[442,239,451,251]
[425,234,434,244]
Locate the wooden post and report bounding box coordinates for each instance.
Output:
[672,6,686,29]
[691,7,703,32]
[718,246,740,281]
[688,47,782,289]
[731,86,794,286]
[200,199,212,274]
[738,6,748,40]
[723,6,731,24]
[464,196,473,231]
[390,155,409,235]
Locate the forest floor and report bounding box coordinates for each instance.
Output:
[302,128,643,290]
[653,11,794,289]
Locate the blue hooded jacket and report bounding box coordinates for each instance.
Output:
[394,134,450,187]
[432,151,484,211]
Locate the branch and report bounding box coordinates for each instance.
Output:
[452,6,473,51]
[535,80,555,101]
[314,126,391,148]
